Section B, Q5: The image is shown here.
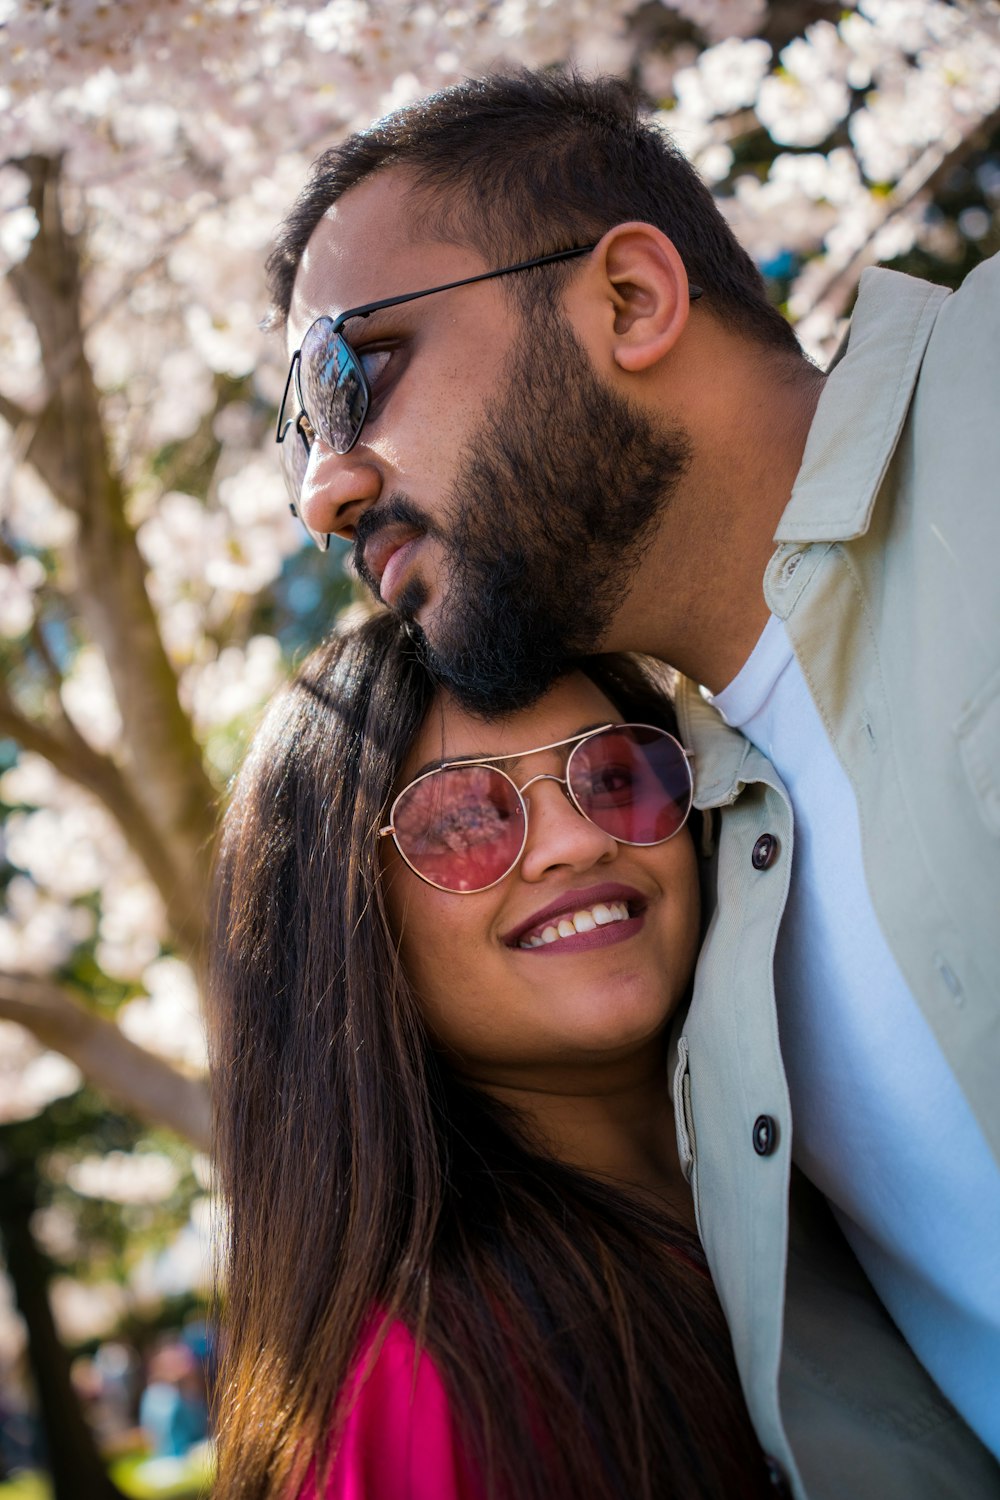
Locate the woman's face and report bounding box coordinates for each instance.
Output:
[381,673,701,1087]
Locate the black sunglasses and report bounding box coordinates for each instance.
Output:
[276,245,704,550]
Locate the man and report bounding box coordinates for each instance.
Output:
[267,71,1000,1497]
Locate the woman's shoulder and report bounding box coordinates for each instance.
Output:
[300,1318,483,1500]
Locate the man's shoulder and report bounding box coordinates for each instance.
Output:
[920,250,1000,379]
[775,252,996,547]
[851,250,999,369]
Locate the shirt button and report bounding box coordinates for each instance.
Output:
[753,1114,779,1156]
[751,833,779,870]
[779,551,803,586]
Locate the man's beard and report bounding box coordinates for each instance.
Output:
[406,302,691,715]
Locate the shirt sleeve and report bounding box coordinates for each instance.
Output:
[303,1320,483,1500]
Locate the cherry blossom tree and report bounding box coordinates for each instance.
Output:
[2,0,998,1137]
[0,0,997,1440]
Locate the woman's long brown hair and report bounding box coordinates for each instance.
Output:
[209,612,770,1500]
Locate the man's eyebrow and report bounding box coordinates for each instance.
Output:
[338,304,394,334]
[409,722,613,780]
[338,298,424,337]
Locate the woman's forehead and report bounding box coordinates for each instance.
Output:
[405,673,619,780]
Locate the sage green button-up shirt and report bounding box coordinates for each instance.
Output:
[672,254,1000,1498]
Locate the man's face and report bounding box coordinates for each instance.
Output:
[288,172,690,714]
[405,297,691,714]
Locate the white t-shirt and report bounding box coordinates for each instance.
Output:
[712,614,1000,1458]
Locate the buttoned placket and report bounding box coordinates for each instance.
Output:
[671,673,805,1492]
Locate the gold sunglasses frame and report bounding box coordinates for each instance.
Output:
[378,722,695,894]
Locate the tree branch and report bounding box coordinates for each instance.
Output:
[0,973,211,1152]
[794,100,1000,346]
[0,687,211,966]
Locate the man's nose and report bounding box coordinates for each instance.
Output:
[299,438,382,542]
[518,777,618,883]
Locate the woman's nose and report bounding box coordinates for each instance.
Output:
[299,439,382,541]
[517,777,618,883]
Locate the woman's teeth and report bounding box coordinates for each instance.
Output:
[518,901,631,949]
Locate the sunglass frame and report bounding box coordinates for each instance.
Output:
[275,244,602,550]
[378,721,695,894]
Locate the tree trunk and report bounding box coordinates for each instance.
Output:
[7,153,220,971]
[0,1155,127,1500]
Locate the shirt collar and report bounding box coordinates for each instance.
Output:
[774,266,951,546]
[675,674,767,808]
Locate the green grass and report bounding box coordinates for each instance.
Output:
[0,1450,213,1500]
[0,1476,49,1500]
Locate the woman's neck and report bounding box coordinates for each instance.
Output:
[467,1040,696,1231]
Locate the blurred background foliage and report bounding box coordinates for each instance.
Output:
[0,0,998,1492]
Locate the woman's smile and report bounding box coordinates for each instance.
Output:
[503,881,647,952]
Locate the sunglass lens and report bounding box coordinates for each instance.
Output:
[279,421,332,551]
[279,418,310,501]
[392,766,525,892]
[569,726,692,845]
[299,318,369,455]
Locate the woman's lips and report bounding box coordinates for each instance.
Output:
[503,883,648,954]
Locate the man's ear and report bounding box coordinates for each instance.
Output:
[593,223,693,373]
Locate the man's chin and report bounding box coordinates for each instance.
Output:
[410,625,569,719]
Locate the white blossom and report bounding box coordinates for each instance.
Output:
[756,23,852,147]
[130,1198,213,1301]
[0,756,165,977]
[0,1023,83,1123]
[0,562,34,638]
[0,452,78,551]
[0,751,61,807]
[5,801,122,901]
[95,870,166,982]
[0,204,38,267]
[31,1203,82,1262]
[668,0,766,45]
[64,1149,183,1205]
[184,633,285,736]
[117,956,207,1072]
[61,645,123,754]
[0,160,36,269]
[49,1277,128,1344]
[673,37,771,119]
[0,875,95,973]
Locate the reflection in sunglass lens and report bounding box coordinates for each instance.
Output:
[389,725,691,893]
[568,726,691,845]
[299,318,369,456]
[393,765,526,892]
[279,419,310,505]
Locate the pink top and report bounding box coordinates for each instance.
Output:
[299,1321,484,1500]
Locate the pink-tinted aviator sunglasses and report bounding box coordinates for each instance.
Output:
[378,723,695,894]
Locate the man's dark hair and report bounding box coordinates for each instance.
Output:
[266,68,799,354]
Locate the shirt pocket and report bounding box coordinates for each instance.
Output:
[956,667,1000,837]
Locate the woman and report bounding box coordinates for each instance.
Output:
[209,611,771,1500]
